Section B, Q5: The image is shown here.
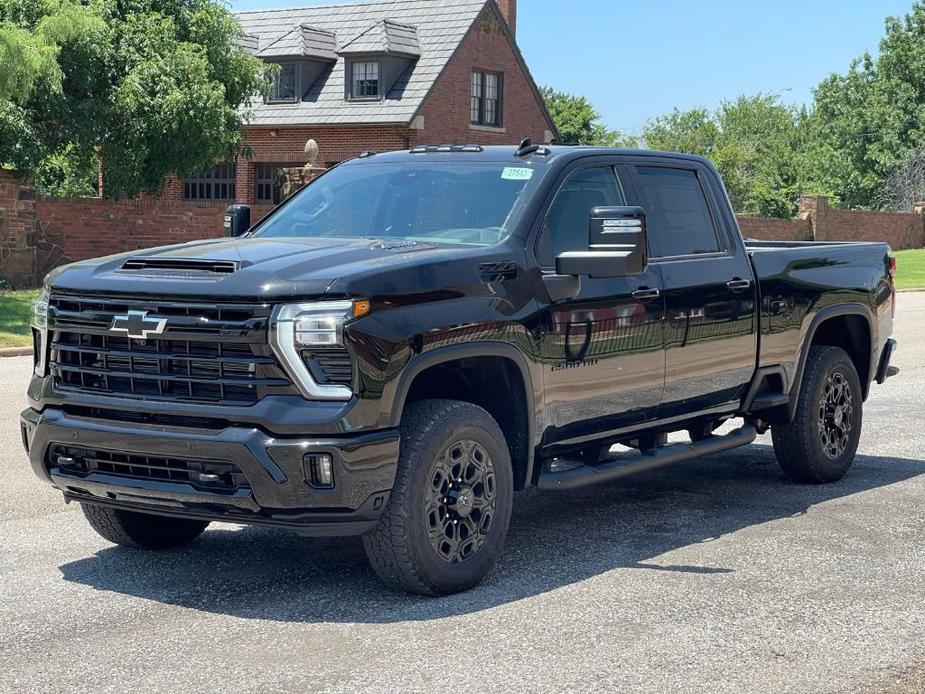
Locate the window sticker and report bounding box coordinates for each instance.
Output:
[501,167,534,181]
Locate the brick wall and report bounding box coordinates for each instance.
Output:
[158,124,414,205]
[737,216,812,242]
[33,196,274,263]
[416,5,553,147]
[801,196,925,249]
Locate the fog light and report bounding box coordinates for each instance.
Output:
[304,453,334,489]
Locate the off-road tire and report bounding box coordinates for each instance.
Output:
[362,399,514,596]
[81,504,209,549]
[772,345,863,483]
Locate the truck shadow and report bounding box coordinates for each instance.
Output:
[58,444,925,623]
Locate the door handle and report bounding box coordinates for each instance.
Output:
[631,287,660,301]
[726,278,752,291]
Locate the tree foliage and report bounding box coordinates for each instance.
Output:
[541,86,636,147]
[0,0,269,198]
[642,95,801,218]
[799,2,925,209]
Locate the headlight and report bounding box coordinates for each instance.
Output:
[269,300,370,401]
[31,288,50,376]
[32,288,49,330]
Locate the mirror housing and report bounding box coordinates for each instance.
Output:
[224,204,251,237]
[555,206,647,279]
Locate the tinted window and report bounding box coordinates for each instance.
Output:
[634,166,720,257]
[254,162,545,247]
[543,166,624,261]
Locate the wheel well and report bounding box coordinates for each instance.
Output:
[403,356,531,490]
[809,314,871,396]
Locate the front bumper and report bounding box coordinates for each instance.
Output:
[20,407,399,536]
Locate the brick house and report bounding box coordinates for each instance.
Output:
[162,0,557,207]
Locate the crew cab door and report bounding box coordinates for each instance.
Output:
[535,161,665,446]
[626,160,757,416]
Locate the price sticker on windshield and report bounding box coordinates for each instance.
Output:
[501,167,534,181]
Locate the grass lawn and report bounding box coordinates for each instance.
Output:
[893,249,925,290]
[0,289,40,348]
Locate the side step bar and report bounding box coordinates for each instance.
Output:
[537,425,758,492]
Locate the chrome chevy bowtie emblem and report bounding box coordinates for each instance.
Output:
[109,310,167,339]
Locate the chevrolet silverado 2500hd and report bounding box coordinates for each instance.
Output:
[21,144,897,595]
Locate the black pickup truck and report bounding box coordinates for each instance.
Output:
[21,144,897,595]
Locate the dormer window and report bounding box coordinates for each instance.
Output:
[351,60,380,99]
[269,63,298,102]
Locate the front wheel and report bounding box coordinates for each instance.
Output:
[81,504,209,549]
[363,399,514,595]
[772,345,863,483]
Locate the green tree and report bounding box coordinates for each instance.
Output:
[540,86,636,147]
[0,0,269,198]
[799,2,925,208]
[641,95,801,218]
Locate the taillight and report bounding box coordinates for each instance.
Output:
[889,256,896,318]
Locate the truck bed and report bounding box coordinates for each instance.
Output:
[747,238,893,394]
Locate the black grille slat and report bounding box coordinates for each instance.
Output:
[301,347,354,388]
[49,445,250,491]
[48,295,294,405]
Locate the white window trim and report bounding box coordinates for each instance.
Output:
[349,59,382,101]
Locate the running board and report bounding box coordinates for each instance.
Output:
[537,425,758,492]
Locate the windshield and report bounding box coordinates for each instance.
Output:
[252,161,544,247]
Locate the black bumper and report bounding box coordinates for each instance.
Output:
[20,407,399,536]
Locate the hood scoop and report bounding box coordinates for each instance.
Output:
[121,257,240,274]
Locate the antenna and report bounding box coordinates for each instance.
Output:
[515,137,550,157]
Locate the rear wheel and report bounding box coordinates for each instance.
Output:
[363,399,514,595]
[81,504,209,549]
[772,346,863,483]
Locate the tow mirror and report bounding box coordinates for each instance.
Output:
[224,204,251,237]
[555,206,647,278]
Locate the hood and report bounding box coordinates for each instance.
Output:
[46,236,450,300]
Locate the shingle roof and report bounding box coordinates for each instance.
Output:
[258,24,338,60]
[236,0,489,127]
[338,19,421,57]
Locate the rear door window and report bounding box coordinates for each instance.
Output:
[633,166,722,258]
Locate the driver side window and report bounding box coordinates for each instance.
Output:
[538,166,625,266]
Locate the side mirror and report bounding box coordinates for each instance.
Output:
[555,206,647,278]
[224,204,251,237]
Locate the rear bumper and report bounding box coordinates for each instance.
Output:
[876,338,899,384]
[20,407,399,536]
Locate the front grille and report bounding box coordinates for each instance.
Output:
[48,295,296,405]
[49,444,250,492]
[301,346,354,388]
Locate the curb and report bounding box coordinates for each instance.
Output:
[897,288,925,293]
[0,347,32,358]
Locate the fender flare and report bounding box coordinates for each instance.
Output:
[389,341,540,487]
[786,303,876,421]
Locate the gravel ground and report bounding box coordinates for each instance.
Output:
[1,295,923,694]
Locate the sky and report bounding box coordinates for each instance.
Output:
[229,0,915,135]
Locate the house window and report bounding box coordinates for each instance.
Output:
[471,70,502,127]
[269,63,297,102]
[256,163,299,204]
[183,164,236,201]
[351,60,380,98]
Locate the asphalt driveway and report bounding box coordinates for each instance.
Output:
[1,295,924,694]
